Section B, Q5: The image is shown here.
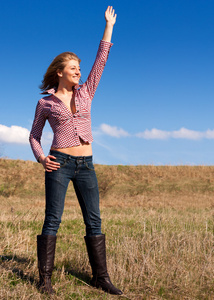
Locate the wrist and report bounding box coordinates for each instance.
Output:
[38,154,45,164]
[105,22,114,28]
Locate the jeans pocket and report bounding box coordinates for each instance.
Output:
[56,157,67,168]
[85,161,95,171]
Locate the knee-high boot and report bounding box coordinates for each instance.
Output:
[84,234,123,295]
[37,235,57,294]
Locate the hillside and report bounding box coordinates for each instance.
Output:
[0,158,214,209]
[1,159,214,299]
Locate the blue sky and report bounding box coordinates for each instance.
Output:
[0,0,213,165]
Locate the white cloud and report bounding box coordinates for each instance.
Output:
[136,128,170,140]
[0,124,53,146]
[136,127,214,140]
[99,123,130,138]
[0,125,30,144]
[204,129,214,139]
[95,124,214,141]
[2,123,214,148]
[171,128,203,140]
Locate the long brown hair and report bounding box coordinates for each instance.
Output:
[40,52,81,93]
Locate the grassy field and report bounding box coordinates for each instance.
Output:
[0,159,214,299]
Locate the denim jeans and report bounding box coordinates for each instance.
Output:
[42,150,102,237]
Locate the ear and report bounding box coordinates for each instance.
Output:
[57,69,63,78]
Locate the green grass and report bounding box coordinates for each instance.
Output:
[1,206,214,299]
[1,159,214,299]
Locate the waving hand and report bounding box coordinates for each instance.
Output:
[105,6,117,26]
[102,6,117,42]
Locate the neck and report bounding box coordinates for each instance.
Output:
[56,85,74,96]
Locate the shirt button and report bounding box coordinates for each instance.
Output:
[77,110,79,113]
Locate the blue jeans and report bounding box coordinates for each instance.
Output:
[42,150,102,237]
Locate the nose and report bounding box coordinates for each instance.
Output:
[75,68,81,75]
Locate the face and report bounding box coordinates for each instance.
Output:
[57,59,81,86]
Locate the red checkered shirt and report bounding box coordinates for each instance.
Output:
[29,40,113,161]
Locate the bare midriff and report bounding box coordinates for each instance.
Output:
[51,140,92,157]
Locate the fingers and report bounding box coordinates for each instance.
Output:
[48,155,58,160]
[47,156,60,166]
[108,6,115,15]
[42,155,61,172]
[106,6,114,15]
[105,6,117,23]
[45,163,60,171]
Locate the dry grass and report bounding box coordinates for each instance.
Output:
[0,159,214,299]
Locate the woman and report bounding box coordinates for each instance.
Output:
[29,6,122,296]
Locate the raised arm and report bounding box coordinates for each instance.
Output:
[84,6,116,99]
[102,6,117,42]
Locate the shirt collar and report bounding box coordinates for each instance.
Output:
[41,85,81,95]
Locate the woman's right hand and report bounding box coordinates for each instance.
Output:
[39,155,61,172]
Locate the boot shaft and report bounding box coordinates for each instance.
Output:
[84,234,107,277]
[37,235,57,276]
[84,234,123,295]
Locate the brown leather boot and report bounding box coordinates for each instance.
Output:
[37,235,56,294]
[84,234,123,295]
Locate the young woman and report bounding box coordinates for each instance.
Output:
[29,6,122,296]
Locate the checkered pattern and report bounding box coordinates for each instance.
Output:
[29,40,113,161]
